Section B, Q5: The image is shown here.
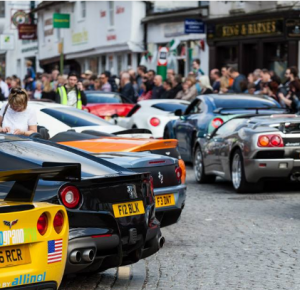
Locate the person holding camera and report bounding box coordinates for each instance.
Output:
[57,72,87,109]
[0,88,37,136]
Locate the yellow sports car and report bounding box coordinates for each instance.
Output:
[0,165,75,290]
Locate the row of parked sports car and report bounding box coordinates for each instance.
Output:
[0,99,188,289]
[104,92,300,193]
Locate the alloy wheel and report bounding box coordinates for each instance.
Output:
[194,148,203,182]
[232,153,242,189]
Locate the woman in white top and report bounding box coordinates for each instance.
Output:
[0,88,37,136]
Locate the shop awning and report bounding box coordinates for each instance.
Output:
[65,42,145,60]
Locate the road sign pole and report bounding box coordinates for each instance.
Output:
[60,38,64,75]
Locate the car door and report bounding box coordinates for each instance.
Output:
[175,99,207,161]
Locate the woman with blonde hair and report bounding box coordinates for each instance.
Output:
[0,88,37,136]
[199,75,213,94]
[41,74,59,102]
[176,76,198,101]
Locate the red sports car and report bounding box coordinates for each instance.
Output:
[83,91,135,120]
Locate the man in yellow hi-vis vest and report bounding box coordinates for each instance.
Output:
[57,73,87,109]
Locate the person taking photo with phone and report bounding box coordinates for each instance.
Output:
[57,72,87,109]
[0,88,37,136]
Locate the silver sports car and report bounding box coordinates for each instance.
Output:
[193,114,300,193]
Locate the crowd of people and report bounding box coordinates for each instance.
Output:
[0,58,300,114]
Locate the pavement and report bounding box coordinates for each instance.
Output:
[60,166,300,290]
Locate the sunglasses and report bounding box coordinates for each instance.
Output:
[11,88,25,94]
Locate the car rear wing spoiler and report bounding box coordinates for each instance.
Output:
[114,128,152,135]
[3,163,81,203]
[213,107,285,115]
[252,119,300,131]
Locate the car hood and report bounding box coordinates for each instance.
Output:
[58,137,178,153]
[93,152,176,169]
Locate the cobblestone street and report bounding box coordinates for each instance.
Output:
[61,167,300,290]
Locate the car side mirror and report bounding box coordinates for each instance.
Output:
[174,109,182,117]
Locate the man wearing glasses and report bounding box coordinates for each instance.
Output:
[100,72,112,92]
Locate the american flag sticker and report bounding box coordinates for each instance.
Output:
[47,239,63,264]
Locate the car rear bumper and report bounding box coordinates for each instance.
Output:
[244,158,300,182]
[65,228,121,274]
[4,282,57,290]
[154,184,186,227]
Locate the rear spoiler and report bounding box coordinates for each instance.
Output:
[3,163,81,203]
[114,128,152,135]
[213,107,285,115]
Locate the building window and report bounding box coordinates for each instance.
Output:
[0,2,5,18]
[108,2,114,27]
[101,55,106,72]
[81,1,86,18]
[127,53,132,68]
[117,55,122,74]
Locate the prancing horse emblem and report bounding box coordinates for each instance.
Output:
[127,185,137,199]
[158,172,163,184]
[3,219,18,229]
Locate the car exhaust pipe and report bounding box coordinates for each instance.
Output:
[82,249,95,263]
[158,236,165,249]
[290,172,300,181]
[70,250,81,263]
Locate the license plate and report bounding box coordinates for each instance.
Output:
[112,201,145,218]
[0,244,31,268]
[155,194,175,208]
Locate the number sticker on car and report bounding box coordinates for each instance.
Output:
[0,244,31,268]
[112,201,145,218]
[155,194,175,208]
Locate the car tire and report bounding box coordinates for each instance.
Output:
[193,146,216,184]
[231,149,263,193]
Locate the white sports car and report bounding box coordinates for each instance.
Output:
[111,100,190,138]
[0,101,126,137]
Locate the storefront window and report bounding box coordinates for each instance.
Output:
[264,42,287,80]
[216,46,238,70]
[89,58,98,75]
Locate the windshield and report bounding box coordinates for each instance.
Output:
[151,103,188,113]
[213,96,281,110]
[41,107,111,127]
[86,93,122,104]
[0,141,118,177]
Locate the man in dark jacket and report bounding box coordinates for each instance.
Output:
[152,75,165,99]
[168,74,182,99]
[228,67,246,93]
[57,72,87,109]
[120,72,135,102]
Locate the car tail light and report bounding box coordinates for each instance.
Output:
[53,211,64,234]
[59,186,81,209]
[212,118,223,128]
[37,213,48,236]
[258,134,283,147]
[150,117,160,127]
[175,166,182,182]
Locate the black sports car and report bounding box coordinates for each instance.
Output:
[0,134,162,274]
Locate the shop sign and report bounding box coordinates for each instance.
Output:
[164,22,185,38]
[18,24,37,40]
[185,19,205,34]
[107,35,116,41]
[45,18,53,26]
[0,34,14,50]
[11,10,30,29]
[53,13,70,29]
[286,19,300,37]
[44,28,53,37]
[72,29,88,45]
[208,19,283,39]
[157,47,168,67]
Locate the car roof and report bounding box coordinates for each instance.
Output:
[200,94,274,101]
